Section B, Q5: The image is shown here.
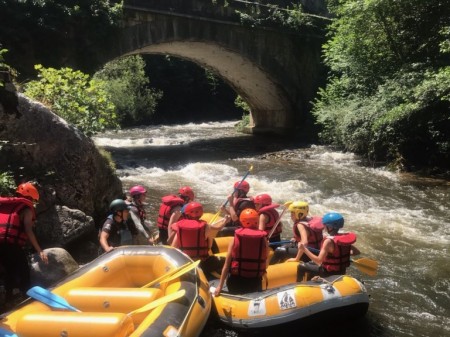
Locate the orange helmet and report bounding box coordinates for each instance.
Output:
[184,202,203,218]
[179,186,194,201]
[16,182,39,201]
[239,208,259,228]
[254,193,272,206]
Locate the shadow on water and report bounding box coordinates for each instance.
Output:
[103,135,305,170]
[201,310,391,337]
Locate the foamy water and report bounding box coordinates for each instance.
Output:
[94,121,450,337]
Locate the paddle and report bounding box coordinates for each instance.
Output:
[269,240,292,246]
[267,201,293,239]
[209,165,254,225]
[0,326,18,337]
[141,260,200,288]
[26,286,80,312]
[305,247,379,276]
[128,289,186,316]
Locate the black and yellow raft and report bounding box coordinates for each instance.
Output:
[0,246,211,337]
[208,237,370,329]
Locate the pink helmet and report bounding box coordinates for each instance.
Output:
[179,186,194,201]
[130,185,147,197]
[234,180,250,194]
[184,202,203,218]
[254,193,272,206]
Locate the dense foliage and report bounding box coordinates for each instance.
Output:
[93,55,162,126]
[0,0,122,79]
[313,0,450,170]
[24,65,118,136]
[0,171,15,196]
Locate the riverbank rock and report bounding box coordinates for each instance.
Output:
[30,248,79,288]
[0,84,123,249]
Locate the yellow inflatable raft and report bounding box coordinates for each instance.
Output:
[209,261,369,329]
[0,246,211,337]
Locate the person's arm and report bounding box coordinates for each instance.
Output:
[258,214,267,231]
[351,244,361,256]
[167,207,182,244]
[214,241,233,296]
[287,223,309,262]
[300,238,333,266]
[99,230,113,252]
[23,208,48,264]
[171,232,179,248]
[228,195,239,222]
[209,215,231,230]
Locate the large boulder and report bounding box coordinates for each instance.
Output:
[0,85,123,249]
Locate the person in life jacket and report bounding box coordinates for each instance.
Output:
[171,202,211,260]
[0,182,48,303]
[99,199,130,253]
[214,208,269,296]
[222,180,255,229]
[277,201,325,263]
[254,193,282,243]
[295,212,360,282]
[157,186,195,245]
[127,185,155,245]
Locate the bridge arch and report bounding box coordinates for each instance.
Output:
[105,3,326,135]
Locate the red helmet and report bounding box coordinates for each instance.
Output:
[179,186,194,201]
[16,182,39,201]
[184,202,203,218]
[234,180,250,194]
[130,185,147,197]
[239,208,259,228]
[254,193,272,206]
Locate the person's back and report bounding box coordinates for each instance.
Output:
[214,208,268,296]
[171,202,209,260]
[254,193,281,243]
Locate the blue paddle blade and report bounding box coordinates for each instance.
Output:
[26,286,79,312]
[0,326,18,337]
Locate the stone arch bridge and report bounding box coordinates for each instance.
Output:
[107,0,328,135]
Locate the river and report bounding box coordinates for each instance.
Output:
[93,121,449,337]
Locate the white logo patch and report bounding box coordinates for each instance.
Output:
[277,289,297,310]
[248,299,267,316]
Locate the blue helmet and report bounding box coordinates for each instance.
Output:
[322,212,344,229]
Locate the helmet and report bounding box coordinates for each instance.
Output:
[130,185,147,197]
[239,208,259,228]
[254,193,272,206]
[179,186,194,201]
[109,199,130,213]
[288,201,309,220]
[184,202,203,218]
[234,181,250,194]
[16,182,39,201]
[322,212,344,230]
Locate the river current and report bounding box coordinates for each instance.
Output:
[93,121,449,337]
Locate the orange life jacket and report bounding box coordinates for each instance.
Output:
[157,195,184,230]
[258,204,281,236]
[0,197,35,246]
[231,227,267,278]
[175,219,209,260]
[322,232,356,273]
[293,216,324,250]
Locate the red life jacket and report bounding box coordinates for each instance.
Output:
[157,195,184,230]
[176,219,209,260]
[293,216,324,250]
[258,204,281,236]
[0,197,35,246]
[322,232,357,273]
[231,227,267,278]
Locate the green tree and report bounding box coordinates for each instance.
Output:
[24,65,118,136]
[93,55,162,125]
[313,0,450,170]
